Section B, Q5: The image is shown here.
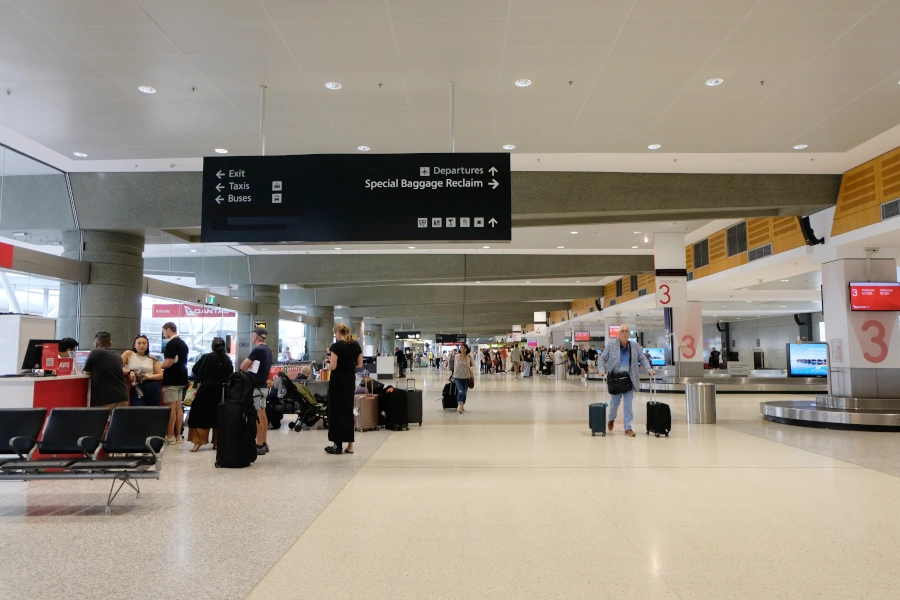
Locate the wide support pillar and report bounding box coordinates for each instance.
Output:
[350,316,364,344]
[653,232,700,374]
[383,328,395,355]
[309,305,334,364]
[236,285,280,365]
[366,324,382,356]
[59,230,144,352]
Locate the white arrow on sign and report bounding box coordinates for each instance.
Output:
[489,166,498,175]
[489,179,499,189]
[215,183,224,192]
[215,195,224,204]
[489,218,498,227]
[216,170,225,179]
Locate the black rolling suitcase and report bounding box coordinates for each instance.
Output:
[402,379,423,426]
[645,376,671,437]
[589,403,608,436]
[215,403,258,467]
[441,380,457,410]
[382,387,409,431]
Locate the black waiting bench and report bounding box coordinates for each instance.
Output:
[0,406,170,512]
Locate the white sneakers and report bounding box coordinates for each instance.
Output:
[166,436,183,445]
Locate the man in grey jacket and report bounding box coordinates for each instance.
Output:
[598,324,655,437]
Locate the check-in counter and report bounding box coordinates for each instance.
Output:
[0,374,90,410]
[375,356,398,380]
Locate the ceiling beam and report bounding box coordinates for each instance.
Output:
[280,285,601,308]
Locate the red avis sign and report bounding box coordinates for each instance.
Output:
[152,304,236,318]
[849,282,900,311]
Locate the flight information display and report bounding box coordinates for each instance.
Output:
[849,282,900,311]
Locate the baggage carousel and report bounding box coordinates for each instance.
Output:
[760,396,900,430]
[631,371,828,394]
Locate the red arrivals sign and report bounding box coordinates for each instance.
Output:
[152,304,236,318]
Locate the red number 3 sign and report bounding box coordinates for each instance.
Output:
[659,284,671,305]
[862,320,888,363]
[681,335,697,359]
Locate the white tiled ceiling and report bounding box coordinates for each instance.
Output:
[0,0,898,160]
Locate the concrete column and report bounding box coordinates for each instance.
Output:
[367,324,382,356]
[383,328,395,355]
[59,230,144,352]
[309,305,334,364]
[822,254,900,398]
[235,284,280,364]
[351,316,364,344]
[654,232,691,373]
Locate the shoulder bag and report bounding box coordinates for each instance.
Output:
[605,343,633,395]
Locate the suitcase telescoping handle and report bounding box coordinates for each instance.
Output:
[404,378,416,391]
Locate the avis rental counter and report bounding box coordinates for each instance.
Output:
[0,374,90,410]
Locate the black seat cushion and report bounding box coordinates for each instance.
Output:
[0,458,81,471]
[103,407,170,454]
[68,456,156,470]
[0,408,47,454]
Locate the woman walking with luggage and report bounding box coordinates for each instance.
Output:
[324,322,363,455]
[453,344,475,413]
[188,337,233,452]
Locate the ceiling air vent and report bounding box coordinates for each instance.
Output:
[748,243,773,262]
[881,199,900,221]
[638,289,647,297]
[687,272,694,282]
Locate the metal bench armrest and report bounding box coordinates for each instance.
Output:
[9,436,39,460]
[145,436,168,471]
[77,436,103,458]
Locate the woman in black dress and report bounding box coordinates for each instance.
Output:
[188,337,234,452]
[325,322,363,455]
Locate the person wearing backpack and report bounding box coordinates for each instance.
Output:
[240,327,273,455]
[598,324,655,437]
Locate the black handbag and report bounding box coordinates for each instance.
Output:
[606,371,633,395]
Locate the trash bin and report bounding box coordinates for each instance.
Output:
[555,364,567,380]
[685,383,716,424]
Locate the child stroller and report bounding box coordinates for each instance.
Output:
[269,373,328,432]
[541,360,553,376]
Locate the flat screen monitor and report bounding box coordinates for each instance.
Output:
[849,282,900,311]
[574,331,590,342]
[21,339,60,371]
[786,343,827,378]
[642,347,666,367]
[527,340,537,347]
[608,325,620,338]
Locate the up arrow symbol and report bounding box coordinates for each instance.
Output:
[216,170,225,179]
[215,195,224,205]
[488,166,498,175]
[489,218,498,227]
[215,183,224,192]
[489,179,499,189]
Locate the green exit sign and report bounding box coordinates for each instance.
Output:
[206,295,216,304]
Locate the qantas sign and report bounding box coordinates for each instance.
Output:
[152,304,236,318]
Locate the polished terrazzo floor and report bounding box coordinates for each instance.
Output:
[3,368,900,599]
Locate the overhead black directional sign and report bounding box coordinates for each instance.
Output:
[435,333,467,343]
[395,331,421,340]
[200,153,511,244]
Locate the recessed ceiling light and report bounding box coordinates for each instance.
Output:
[325,82,342,90]
[648,144,661,150]
[214,148,228,154]
[357,145,370,151]
[476,281,481,284]
[526,281,531,284]
[643,236,649,243]
[781,306,786,308]
[12,232,26,237]
[503,144,515,150]
[514,79,532,87]
[334,247,341,250]
[746,301,752,303]
[576,280,581,283]
[705,78,724,87]
[793,144,808,150]
[632,245,639,249]
[634,231,641,234]
[73,151,88,157]
[557,246,564,249]
[781,279,789,282]
[408,246,415,249]
[483,246,490,249]
[190,249,197,253]
[261,248,268,251]
[138,85,156,94]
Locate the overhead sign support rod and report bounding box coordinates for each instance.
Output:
[449,81,455,153]
[260,84,268,156]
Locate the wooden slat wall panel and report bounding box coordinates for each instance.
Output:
[832,158,881,236]
[638,274,655,293]
[708,230,727,263]
[685,245,694,273]
[771,215,806,254]
[746,218,773,250]
[604,283,616,304]
[693,253,748,279]
[570,297,597,317]
[879,147,900,202]
[549,310,567,325]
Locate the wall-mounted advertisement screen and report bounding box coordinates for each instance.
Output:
[574,331,590,342]
[527,340,537,347]
[642,347,666,367]
[786,343,828,378]
[608,325,620,338]
[849,282,900,311]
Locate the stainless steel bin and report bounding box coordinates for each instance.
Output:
[685,382,717,424]
[555,364,567,380]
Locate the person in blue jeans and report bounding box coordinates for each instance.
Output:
[598,324,655,437]
[452,344,475,414]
